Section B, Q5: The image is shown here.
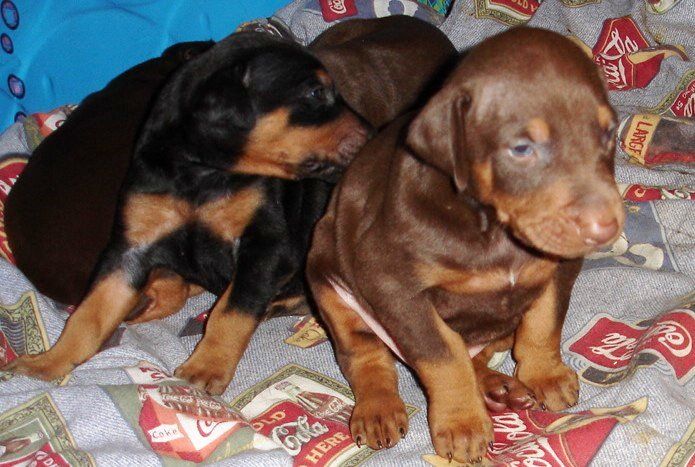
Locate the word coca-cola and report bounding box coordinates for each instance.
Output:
[271,415,330,455]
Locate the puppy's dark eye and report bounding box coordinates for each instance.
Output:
[508,143,535,158]
[307,86,329,102]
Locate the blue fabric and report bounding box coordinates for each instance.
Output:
[0,0,289,129]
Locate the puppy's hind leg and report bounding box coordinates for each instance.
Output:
[127,269,205,324]
[2,245,147,381]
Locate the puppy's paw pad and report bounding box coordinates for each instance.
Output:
[480,371,536,412]
[350,393,408,450]
[430,413,493,464]
[174,361,233,395]
[520,363,579,411]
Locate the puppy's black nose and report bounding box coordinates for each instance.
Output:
[581,217,619,246]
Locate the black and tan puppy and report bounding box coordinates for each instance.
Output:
[2,32,369,390]
[3,18,456,395]
[5,16,455,315]
[306,28,625,462]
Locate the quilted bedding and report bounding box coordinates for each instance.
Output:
[0,0,693,465]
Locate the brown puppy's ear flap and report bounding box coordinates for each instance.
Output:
[406,90,471,192]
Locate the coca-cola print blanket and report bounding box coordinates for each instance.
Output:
[0,0,694,465]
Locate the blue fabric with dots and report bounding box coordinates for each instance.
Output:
[0,0,289,129]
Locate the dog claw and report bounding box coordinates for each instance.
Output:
[540,402,547,411]
[400,427,406,439]
[355,436,362,448]
[447,452,453,463]
[385,437,392,447]
[377,439,383,449]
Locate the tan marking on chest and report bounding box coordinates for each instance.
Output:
[124,194,192,245]
[426,267,514,294]
[197,187,264,242]
[420,258,557,295]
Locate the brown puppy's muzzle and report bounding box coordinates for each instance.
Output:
[511,183,625,259]
[570,192,624,248]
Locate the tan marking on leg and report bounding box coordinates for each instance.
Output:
[2,272,139,380]
[513,281,579,411]
[124,194,191,245]
[311,280,407,450]
[413,312,493,464]
[175,284,258,395]
[128,270,204,324]
[267,294,310,317]
[527,117,550,143]
[197,187,264,243]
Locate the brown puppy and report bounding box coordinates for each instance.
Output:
[311,15,455,129]
[306,27,625,463]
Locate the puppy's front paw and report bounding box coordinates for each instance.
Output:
[174,355,234,395]
[516,361,579,411]
[350,392,408,450]
[1,353,73,381]
[429,405,493,464]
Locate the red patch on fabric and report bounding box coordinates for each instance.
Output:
[592,16,662,91]
[0,156,28,264]
[670,79,695,118]
[251,398,353,466]
[645,151,695,166]
[31,110,68,137]
[319,0,357,22]
[0,329,18,366]
[0,442,71,467]
[567,310,695,384]
[622,184,695,202]
[488,0,540,16]
[137,384,246,462]
[194,311,208,323]
[488,409,618,466]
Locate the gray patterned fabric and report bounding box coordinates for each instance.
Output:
[0,0,693,465]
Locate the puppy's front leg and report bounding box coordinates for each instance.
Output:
[358,282,493,464]
[513,277,579,411]
[175,224,292,395]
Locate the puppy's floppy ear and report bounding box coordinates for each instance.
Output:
[406,88,471,192]
[188,63,254,149]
